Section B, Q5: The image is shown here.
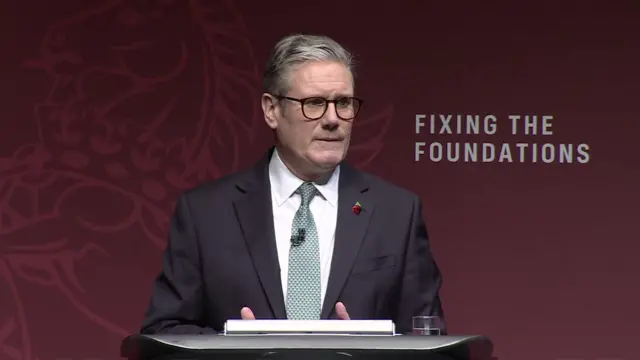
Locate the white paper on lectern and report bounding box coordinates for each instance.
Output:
[224,320,395,335]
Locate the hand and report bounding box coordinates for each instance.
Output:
[240,307,256,320]
[240,304,349,320]
[335,302,350,320]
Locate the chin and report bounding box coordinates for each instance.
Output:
[308,149,345,169]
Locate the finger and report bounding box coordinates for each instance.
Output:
[335,302,350,320]
[240,307,256,320]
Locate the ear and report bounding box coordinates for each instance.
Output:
[261,93,279,130]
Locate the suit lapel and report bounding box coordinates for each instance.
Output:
[321,163,373,318]
[233,149,287,319]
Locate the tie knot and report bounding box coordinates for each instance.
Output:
[296,182,318,207]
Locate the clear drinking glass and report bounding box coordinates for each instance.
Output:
[412,316,444,335]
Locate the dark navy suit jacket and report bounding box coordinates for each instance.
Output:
[140,148,445,335]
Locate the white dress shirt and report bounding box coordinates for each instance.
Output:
[268,149,339,307]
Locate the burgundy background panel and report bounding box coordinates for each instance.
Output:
[2,1,640,360]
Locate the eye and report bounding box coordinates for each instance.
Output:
[336,97,353,107]
[305,97,326,107]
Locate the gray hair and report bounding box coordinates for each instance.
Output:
[263,34,355,96]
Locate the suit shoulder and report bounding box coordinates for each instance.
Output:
[359,170,419,203]
[180,168,249,204]
[357,170,424,227]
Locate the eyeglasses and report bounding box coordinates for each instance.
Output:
[274,95,363,121]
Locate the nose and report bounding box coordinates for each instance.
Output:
[321,102,340,128]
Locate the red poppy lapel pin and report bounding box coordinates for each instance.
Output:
[352,201,362,215]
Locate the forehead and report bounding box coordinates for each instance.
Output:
[288,61,354,97]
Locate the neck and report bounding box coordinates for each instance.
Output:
[275,145,334,183]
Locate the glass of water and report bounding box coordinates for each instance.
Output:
[412,316,444,335]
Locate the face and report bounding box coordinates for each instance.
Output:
[262,61,354,178]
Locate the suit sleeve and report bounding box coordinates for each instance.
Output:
[394,196,446,334]
[140,194,216,334]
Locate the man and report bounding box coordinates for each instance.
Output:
[140,34,445,335]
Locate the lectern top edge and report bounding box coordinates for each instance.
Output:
[121,332,494,360]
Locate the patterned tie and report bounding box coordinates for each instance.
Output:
[286,182,322,320]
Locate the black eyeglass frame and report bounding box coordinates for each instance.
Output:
[272,95,364,121]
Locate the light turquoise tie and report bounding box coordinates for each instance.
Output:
[286,182,322,320]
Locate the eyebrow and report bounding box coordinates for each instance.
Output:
[306,92,353,98]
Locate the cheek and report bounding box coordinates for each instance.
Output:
[299,124,317,146]
[282,119,314,147]
[343,122,354,135]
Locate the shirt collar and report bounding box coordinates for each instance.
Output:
[268,149,340,207]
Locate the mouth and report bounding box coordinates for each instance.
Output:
[316,138,342,142]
